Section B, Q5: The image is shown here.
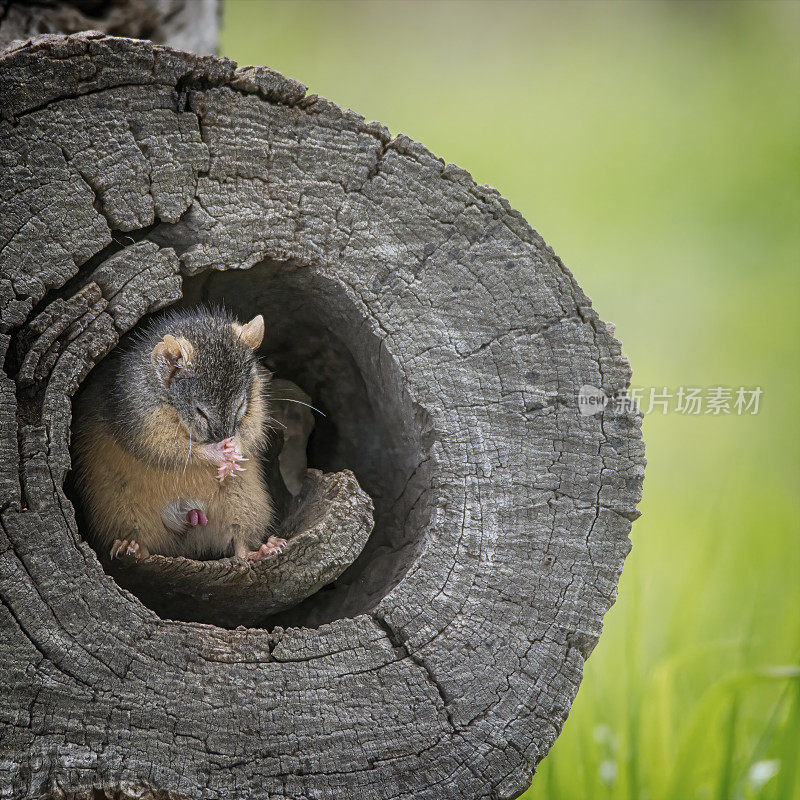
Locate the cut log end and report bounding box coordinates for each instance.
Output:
[0,0,219,55]
[0,32,645,800]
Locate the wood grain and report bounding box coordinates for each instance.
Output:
[0,32,645,800]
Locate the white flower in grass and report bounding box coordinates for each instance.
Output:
[748,760,780,791]
[593,723,611,744]
[593,723,619,752]
[598,759,617,786]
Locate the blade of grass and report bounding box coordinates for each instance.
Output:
[770,673,800,800]
[665,668,799,800]
[717,692,739,800]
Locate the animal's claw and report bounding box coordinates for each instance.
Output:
[246,536,288,564]
[110,538,148,561]
[212,438,246,483]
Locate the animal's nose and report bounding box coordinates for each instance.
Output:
[209,423,229,443]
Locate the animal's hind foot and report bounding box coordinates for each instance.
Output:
[246,536,287,565]
[110,539,150,562]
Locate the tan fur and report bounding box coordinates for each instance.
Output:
[73,369,273,562]
[151,335,194,386]
[231,314,264,350]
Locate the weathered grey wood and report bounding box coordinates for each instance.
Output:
[0,0,219,54]
[0,32,645,800]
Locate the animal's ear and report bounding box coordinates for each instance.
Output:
[151,334,194,386]
[233,314,265,350]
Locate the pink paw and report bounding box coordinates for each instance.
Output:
[185,508,208,527]
[246,536,287,564]
[110,539,149,562]
[215,437,247,482]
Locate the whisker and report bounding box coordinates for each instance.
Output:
[170,420,184,492]
[269,397,326,416]
[183,432,192,475]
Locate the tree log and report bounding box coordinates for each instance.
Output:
[0,32,645,800]
[0,0,219,54]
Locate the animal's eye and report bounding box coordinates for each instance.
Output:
[195,405,210,423]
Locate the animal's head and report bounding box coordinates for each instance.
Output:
[149,312,266,445]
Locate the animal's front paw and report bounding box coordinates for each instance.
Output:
[185,508,208,527]
[217,438,247,482]
[110,539,150,562]
[200,437,247,482]
[246,536,287,565]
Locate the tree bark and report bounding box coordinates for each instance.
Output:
[0,32,645,800]
[0,0,219,54]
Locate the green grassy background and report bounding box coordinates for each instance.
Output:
[220,2,800,797]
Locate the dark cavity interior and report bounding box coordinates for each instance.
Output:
[88,258,432,627]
